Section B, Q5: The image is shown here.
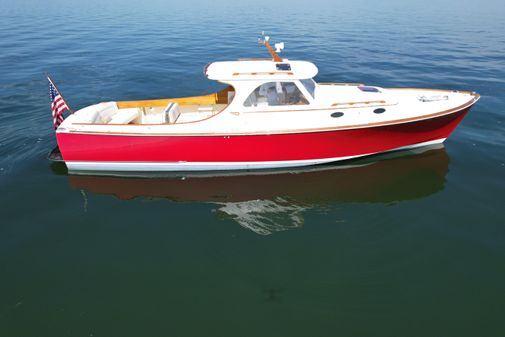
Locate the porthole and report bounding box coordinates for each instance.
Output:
[331,112,344,118]
[374,108,386,114]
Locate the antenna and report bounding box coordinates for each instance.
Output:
[258,32,283,62]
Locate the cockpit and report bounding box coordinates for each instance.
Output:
[243,81,313,107]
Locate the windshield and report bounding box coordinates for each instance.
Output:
[300,78,316,99]
[244,82,309,107]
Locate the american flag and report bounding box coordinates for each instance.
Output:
[48,78,69,129]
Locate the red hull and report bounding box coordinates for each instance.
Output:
[57,106,471,167]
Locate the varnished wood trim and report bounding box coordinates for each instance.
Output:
[263,41,283,62]
[332,100,386,106]
[387,88,476,95]
[116,86,234,108]
[232,72,294,76]
[241,102,397,113]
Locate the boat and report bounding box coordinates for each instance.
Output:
[48,34,480,174]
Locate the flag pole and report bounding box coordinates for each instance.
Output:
[46,74,74,114]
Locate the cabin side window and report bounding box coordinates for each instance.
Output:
[244,82,309,107]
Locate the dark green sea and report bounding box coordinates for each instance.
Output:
[1,0,504,336]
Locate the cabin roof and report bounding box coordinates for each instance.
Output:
[205,60,318,81]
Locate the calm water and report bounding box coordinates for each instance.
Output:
[1,0,504,336]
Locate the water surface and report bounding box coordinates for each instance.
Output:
[0,0,504,336]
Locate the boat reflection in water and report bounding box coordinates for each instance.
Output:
[67,145,449,235]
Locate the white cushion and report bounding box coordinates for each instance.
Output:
[79,110,99,123]
[143,113,165,124]
[164,103,180,124]
[96,103,118,123]
[73,105,99,123]
[109,108,139,124]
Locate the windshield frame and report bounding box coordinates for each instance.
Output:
[300,78,316,99]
